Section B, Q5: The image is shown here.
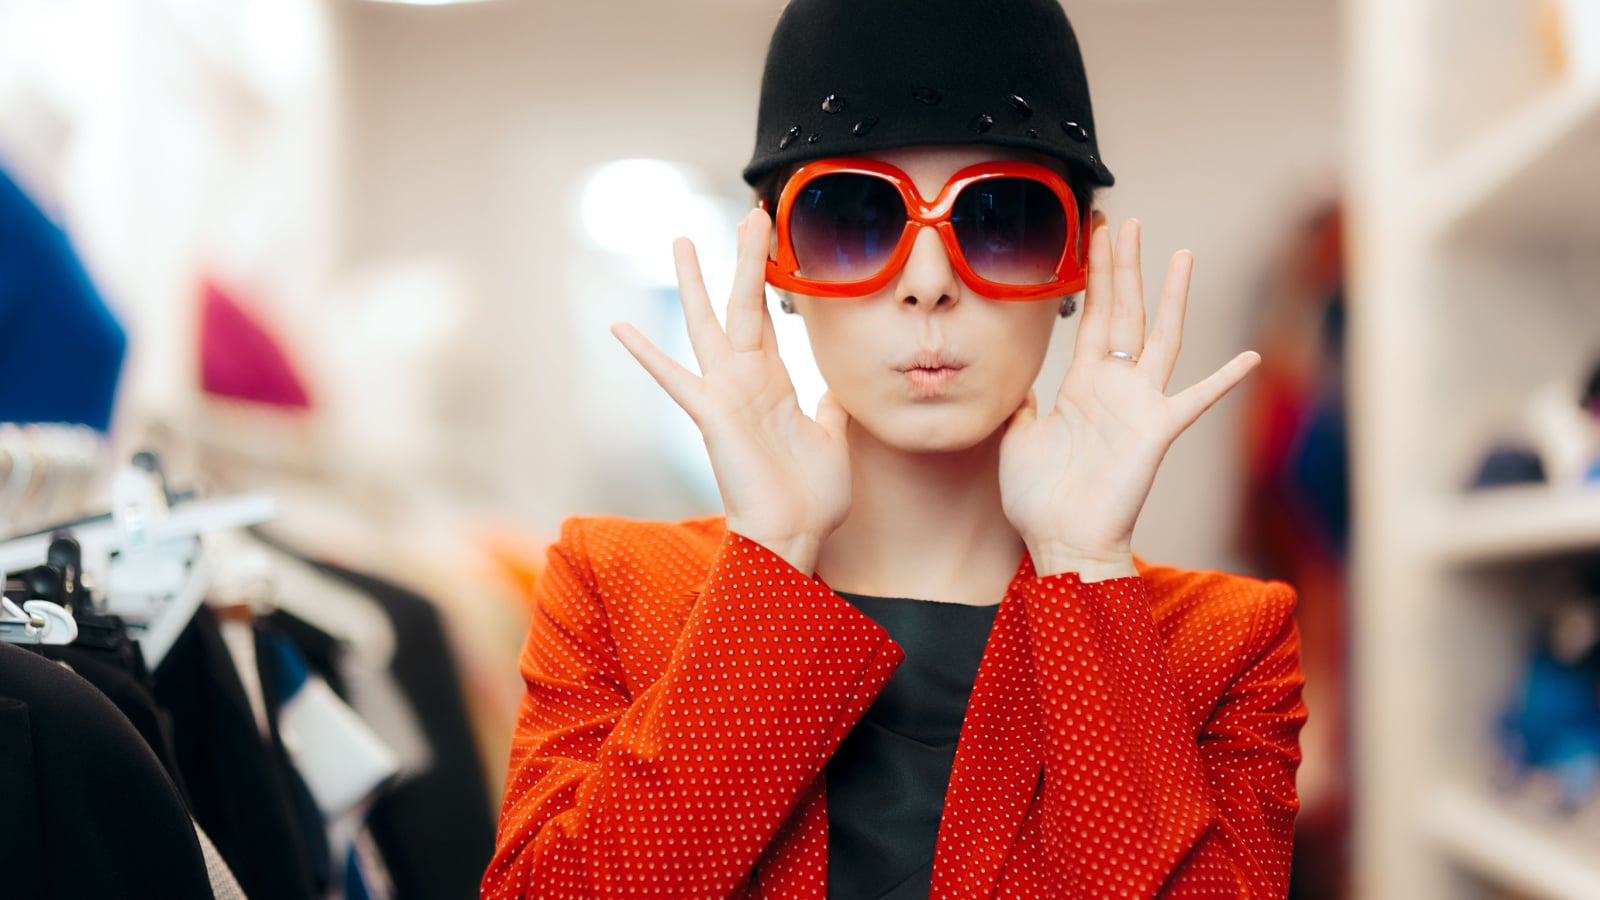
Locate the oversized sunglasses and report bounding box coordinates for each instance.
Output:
[762,157,1089,301]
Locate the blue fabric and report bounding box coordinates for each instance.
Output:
[345,845,371,900]
[0,167,126,431]
[255,627,329,891]
[261,627,311,699]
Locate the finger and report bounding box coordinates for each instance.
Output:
[1072,223,1114,363]
[611,322,706,421]
[674,238,730,372]
[760,288,782,353]
[1108,219,1147,360]
[726,209,773,353]
[814,390,850,442]
[1141,249,1193,390]
[1168,350,1261,432]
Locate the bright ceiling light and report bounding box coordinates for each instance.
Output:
[579,157,718,289]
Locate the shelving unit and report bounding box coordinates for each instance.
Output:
[1347,1,1600,898]
[1417,77,1600,246]
[1424,484,1600,567]
[1424,782,1600,900]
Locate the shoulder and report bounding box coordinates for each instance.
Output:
[1133,558,1298,681]
[536,515,731,684]
[0,643,157,758]
[547,512,729,594]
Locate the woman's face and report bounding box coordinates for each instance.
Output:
[787,144,1080,455]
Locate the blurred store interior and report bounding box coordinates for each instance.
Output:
[1,0,1598,897]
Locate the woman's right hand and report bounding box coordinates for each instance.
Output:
[611,208,852,575]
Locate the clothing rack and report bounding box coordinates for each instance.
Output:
[0,490,277,589]
[0,492,497,900]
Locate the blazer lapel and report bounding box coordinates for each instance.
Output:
[929,554,1046,899]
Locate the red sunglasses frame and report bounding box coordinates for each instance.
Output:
[761,157,1090,301]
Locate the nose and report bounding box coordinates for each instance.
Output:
[893,224,961,310]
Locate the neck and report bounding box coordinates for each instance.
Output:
[815,420,1026,605]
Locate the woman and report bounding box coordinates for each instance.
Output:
[482,0,1306,897]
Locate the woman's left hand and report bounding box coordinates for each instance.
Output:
[999,219,1260,580]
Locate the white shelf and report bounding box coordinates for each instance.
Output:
[1417,76,1600,246]
[1349,4,1600,897]
[1425,783,1600,900]
[1424,483,1600,567]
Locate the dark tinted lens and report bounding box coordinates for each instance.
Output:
[950,178,1068,285]
[788,173,907,282]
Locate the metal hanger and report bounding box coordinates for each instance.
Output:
[0,576,79,646]
[0,452,276,664]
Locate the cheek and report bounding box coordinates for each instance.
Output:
[800,307,877,395]
[992,305,1060,388]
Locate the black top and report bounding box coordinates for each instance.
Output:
[825,592,999,899]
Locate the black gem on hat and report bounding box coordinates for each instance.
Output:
[852,117,879,137]
[913,87,942,106]
[821,94,847,114]
[1008,95,1033,116]
[807,133,819,143]
[779,125,802,149]
[1061,121,1089,142]
[968,114,994,133]
[1027,128,1039,138]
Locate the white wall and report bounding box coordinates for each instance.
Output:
[328,0,1342,568]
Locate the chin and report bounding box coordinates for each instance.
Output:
[859,405,1005,456]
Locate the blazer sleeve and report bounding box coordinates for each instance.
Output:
[1015,573,1306,898]
[480,521,903,900]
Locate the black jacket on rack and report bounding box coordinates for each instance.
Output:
[272,558,497,900]
[152,605,324,900]
[39,620,189,798]
[0,642,213,900]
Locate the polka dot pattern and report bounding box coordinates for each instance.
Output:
[481,516,1307,899]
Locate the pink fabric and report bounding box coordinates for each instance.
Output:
[197,279,312,408]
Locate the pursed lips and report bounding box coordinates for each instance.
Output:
[895,351,967,397]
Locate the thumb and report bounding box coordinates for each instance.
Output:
[814,391,850,441]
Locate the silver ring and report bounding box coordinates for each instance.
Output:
[1106,349,1139,363]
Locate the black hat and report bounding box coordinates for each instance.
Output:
[742,0,1115,190]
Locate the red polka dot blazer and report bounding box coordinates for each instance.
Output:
[482,515,1306,899]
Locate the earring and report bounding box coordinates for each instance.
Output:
[779,295,796,314]
[1059,295,1078,318]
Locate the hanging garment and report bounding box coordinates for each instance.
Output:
[152,605,324,900]
[197,278,313,408]
[266,553,498,900]
[40,639,189,800]
[0,166,126,432]
[1235,204,1349,900]
[194,820,250,900]
[257,622,400,900]
[0,642,213,900]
